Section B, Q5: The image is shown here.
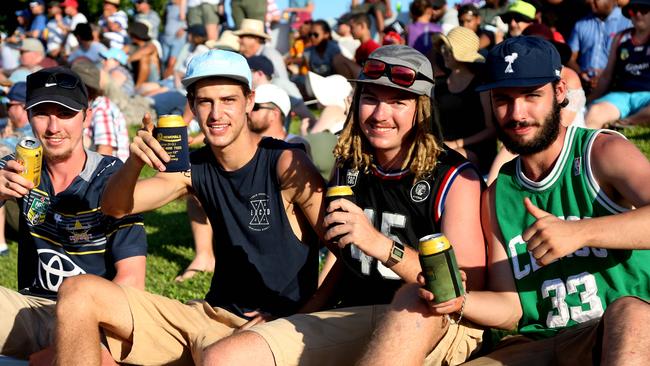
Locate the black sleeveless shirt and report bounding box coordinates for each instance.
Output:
[190,138,318,318]
[332,148,478,307]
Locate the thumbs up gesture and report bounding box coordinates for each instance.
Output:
[130,113,170,172]
[521,197,587,266]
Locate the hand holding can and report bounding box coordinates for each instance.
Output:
[419,234,464,304]
[15,137,43,187]
[324,185,355,245]
[153,115,190,172]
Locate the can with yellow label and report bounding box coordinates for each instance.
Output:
[154,114,189,172]
[419,233,464,303]
[325,186,355,244]
[15,137,43,187]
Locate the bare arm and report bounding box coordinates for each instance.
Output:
[587,33,621,102]
[440,167,486,291]
[111,255,146,289]
[128,43,157,63]
[567,51,581,74]
[101,114,191,218]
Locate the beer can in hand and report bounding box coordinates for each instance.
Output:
[419,233,464,304]
[154,114,190,172]
[15,137,43,187]
[325,185,355,244]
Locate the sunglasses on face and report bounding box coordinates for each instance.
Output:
[501,13,531,23]
[309,32,322,38]
[252,103,276,112]
[362,59,434,87]
[628,5,650,16]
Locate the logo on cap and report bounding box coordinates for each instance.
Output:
[504,53,518,74]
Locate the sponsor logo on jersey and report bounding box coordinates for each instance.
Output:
[346,169,359,187]
[26,194,50,226]
[248,193,271,231]
[410,180,431,202]
[37,248,86,292]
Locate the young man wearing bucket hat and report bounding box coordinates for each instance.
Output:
[235,18,289,80]
[54,49,326,366]
[585,0,650,129]
[0,67,147,361]
[361,36,650,366]
[203,44,487,366]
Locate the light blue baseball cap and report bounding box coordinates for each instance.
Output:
[182,50,252,89]
[100,47,128,66]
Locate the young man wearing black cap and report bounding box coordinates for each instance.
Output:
[54,49,325,366]
[203,44,487,366]
[0,67,147,361]
[361,36,650,365]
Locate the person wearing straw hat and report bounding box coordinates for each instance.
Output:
[360,35,650,366]
[54,49,327,366]
[206,30,241,52]
[203,44,486,366]
[235,18,289,80]
[433,26,496,175]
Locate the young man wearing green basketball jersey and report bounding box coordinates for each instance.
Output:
[360,36,650,366]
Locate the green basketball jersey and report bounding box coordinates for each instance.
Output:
[495,126,650,339]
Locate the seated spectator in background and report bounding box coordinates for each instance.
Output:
[170,25,209,90]
[459,4,496,51]
[45,1,66,59]
[567,0,631,94]
[479,0,509,27]
[284,0,314,31]
[538,0,590,42]
[248,55,316,127]
[407,0,439,55]
[134,0,161,40]
[128,22,161,89]
[585,0,650,128]
[501,0,536,37]
[103,11,130,50]
[10,38,58,84]
[0,66,147,362]
[250,83,311,154]
[68,23,108,65]
[72,61,130,162]
[99,0,127,33]
[28,0,47,40]
[7,9,31,47]
[350,13,381,65]
[304,20,342,77]
[235,18,289,80]
[431,0,459,35]
[100,48,135,98]
[161,0,187,78]
[306,71,352,135]
[0,83,33,158]
[351,0,389,38]
[433,27,496,175]
[286,20,313,76]
[333,14,361,60]
[61,0,88,57]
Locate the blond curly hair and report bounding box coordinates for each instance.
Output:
[334,87,444,181]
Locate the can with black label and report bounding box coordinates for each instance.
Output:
[419,233,464,303]
[15,137,43,187]
[154,115,189,172]
[325,185,355,244]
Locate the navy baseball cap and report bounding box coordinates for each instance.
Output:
[476,36,561,92]
[26,67,89,111]
[7,82,27,103]
[246,55,274,78]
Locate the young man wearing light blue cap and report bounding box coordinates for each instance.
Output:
[54,50,328,366]
[356,36,650,366]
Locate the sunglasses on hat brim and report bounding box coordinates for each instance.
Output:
[362,59,433,88]
[32,72,80,90]
[628,5,650,16]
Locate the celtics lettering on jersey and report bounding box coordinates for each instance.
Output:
[496,126,650,338]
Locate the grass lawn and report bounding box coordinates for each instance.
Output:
[1,125,650,302]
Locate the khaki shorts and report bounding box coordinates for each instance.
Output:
[250,305,484,366]
[0,286,56,359]
[104,286,247,365]
[187,3,219,26]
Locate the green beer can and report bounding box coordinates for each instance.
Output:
[419,233,464,303]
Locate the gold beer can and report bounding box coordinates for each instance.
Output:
[15,137,43,187]
[154,115,190,172]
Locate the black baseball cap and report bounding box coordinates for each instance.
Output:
[476,36,561,92]
[246,55,274,78]
[26,67,89,111]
